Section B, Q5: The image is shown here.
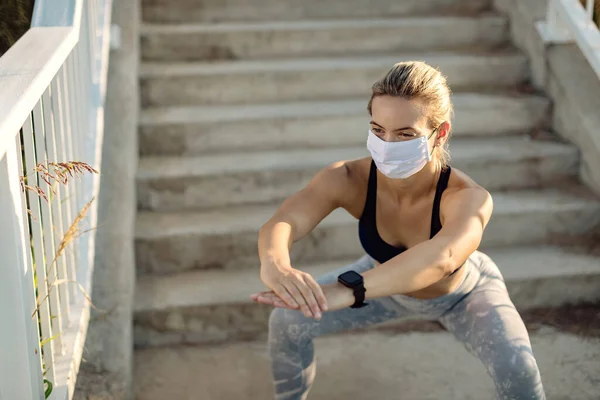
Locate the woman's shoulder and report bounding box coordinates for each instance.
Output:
[319,157,371,186]
[312,157,371,212]
[442,167,493,215]
[447,167,488,193]
[444,167,492,205]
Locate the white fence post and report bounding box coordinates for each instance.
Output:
[538,0,574,43]
[0,144,44,399]
[0,0,113,397]
[536,0,600,80]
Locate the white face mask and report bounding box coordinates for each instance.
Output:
[366,129,435,179]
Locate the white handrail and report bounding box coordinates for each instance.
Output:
[537,0,600,79]
[0,0,112,398]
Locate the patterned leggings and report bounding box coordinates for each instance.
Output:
[268,251,546,399]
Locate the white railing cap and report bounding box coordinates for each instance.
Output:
[0,0,82,159]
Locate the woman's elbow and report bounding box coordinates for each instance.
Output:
[436,248,463,278]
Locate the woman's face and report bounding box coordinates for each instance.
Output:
[369,95,445,150]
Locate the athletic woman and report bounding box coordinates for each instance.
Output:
[250,61,546,400]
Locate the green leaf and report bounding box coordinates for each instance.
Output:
[44,379,53,398]
[40,333,61,347]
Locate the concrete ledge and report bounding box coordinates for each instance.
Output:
[134,188,600,275]
[548,45,600,197]
[139,52,528,106]
[73,1,140,399]
[133,246,600,347]
[141,0,492,23]
[140,16,508,62]
[135,137,579,211]
[139,94,550,156]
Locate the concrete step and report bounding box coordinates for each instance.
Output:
[139,93,550,156]
[136,137,579,212]
[134,327,600,399]
[142,0,492,23]
[135,188,600,275]
[140,52,528,107]
[133,246,600,347]
[140,16,508,62]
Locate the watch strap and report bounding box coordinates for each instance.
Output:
[337,271,369,309]
[350,287,368,308]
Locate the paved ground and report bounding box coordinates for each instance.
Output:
[134,305,600,400]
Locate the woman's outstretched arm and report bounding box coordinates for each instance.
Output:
[258,161,357,319]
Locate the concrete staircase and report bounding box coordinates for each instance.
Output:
[133,0,600,396]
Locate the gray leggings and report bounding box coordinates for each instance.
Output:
[268,251,546,399]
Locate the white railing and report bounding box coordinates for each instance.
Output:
[537,0,600,78]
[0,0,112,399]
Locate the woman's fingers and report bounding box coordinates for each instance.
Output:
[257,268,328,320]
[271,299,292,308]
[293,279,322,320]
[251,291,295,309]
[285,280,313,318]
[284,281,313,318]
[272,284,299,309]
[303,275,328,311]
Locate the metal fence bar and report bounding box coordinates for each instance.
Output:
[41,86,67,358]
[39,90,65,369]
[48,77,69,347]
[56,66,77,320]
[586,0,595,16]
[72,48,91,278]
[72,46,85,170]
[71,49,87,275]
[17,130,47,400]
[16,130,47,400]
[88,0,99,86]
[65,55,81,301]
[22,110,57,384]
[80,1,94,148]
[36,94,61,382]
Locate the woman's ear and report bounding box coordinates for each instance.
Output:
[435,121,451,146]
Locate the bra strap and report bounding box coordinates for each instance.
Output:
[430,166,452,238]
[362,160,378,219]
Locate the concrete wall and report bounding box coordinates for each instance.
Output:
[73,0,140,398]
[494,0,600,196]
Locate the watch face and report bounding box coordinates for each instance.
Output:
[339,271,363,286]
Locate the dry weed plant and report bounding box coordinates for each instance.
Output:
[20,160,99,398]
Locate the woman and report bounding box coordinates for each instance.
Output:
[250,61,546,399]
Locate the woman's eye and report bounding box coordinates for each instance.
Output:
[371,128,384,134]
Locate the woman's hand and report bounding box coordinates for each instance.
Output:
[260,263,329,319]
[251,282,354,320]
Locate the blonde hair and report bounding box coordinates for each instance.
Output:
[367,61,454,168]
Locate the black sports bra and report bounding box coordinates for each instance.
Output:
[358,160,452,264]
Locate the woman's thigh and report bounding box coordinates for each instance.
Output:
[439,255,545,399]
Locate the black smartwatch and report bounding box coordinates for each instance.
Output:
[337,270,368,309]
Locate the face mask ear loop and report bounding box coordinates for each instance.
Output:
[428,125,441,158]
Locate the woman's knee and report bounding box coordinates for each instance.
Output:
[491,345,542,392]
[268,308,313,344]
[269,307,291,331]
